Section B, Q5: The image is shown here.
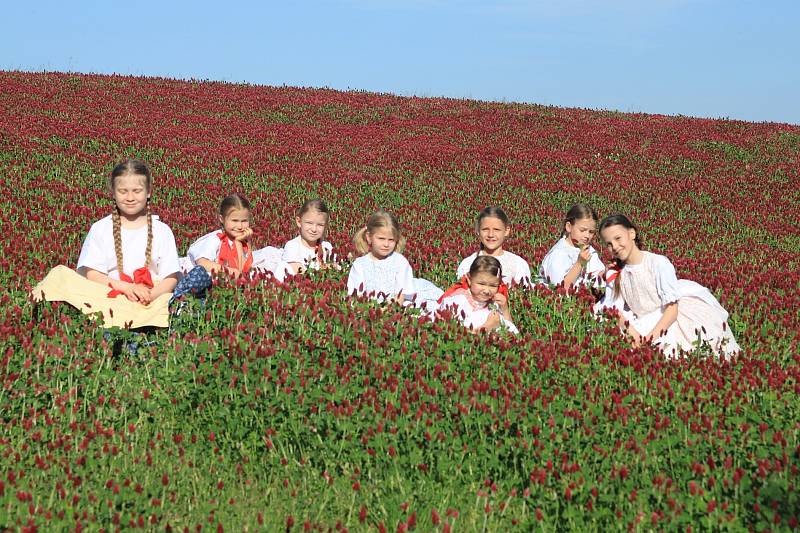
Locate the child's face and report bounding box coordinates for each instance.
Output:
[366,227,397,259]
[600,224,638,262]
[220,208,251,239]
[565,217,597,247]
[468,271,501,303]
[113,174,150,218]
[296,210,328,245]
[478,216,510,252]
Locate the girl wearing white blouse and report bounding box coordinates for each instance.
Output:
[598,214,740,358]
[347,210,442,309]
[32,159,180,329]
[438,255,519,334]
[538,203,605,288]
[347,210,416,304]
[456,206,532,287]
[282,199,335,275]
[78,159,179,303]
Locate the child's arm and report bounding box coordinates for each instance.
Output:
[150,274,179,299]
[617,312,643,347]
[346,260,364,296]
[645,302,678,343]
[281,238,305,276]
[84,268,148,303]
[478,312,502,331]
[197,258,222,274]
[492,292,513,322]
[562,246,592,287]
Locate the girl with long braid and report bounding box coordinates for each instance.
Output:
[33,159,180,329]
[78,159,179,303]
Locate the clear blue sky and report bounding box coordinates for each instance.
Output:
[3,0,798,124]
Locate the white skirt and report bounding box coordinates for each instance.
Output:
[626,280,740,359]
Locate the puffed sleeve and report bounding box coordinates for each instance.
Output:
[281,238,305,263]
[456,254,474,280]
[438,294,470,322]
[347,258,365,296]
[77,220,111,275]
[513,256,532,286]
[539,246,573,285]
[187,232,221,265]
[395,255,416,297]
[154,224,180,279]
[653,254,680,304]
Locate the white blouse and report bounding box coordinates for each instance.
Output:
[456,250,532,286]
[281,235,333,270]
[77,214,180,281]
[186,230,224,266]
[347,252,416,301]
[537,237,605,287]
[620,251,680,317]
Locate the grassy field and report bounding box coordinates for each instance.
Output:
[0,71,799,531]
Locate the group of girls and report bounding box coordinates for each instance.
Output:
[33,159,740,358]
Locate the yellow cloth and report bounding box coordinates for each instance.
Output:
[32,265,172,329]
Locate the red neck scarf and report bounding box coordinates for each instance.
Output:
[107,267,154,298]
[437,275,509,304]
[217,232,253,273]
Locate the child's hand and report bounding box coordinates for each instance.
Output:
[492,292,508,308]
[627,325,643,347]
[578,245,592,266]
[117,281,142,303]
[122,285,140,303]
[482,312,501,331]
[234,227,253,242]
[131,284,153,305]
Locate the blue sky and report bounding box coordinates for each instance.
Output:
[3,0,798,124]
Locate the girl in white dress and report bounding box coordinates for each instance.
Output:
[598,214,740,358]
[282,199,335,275]
[538,203,605,288]
[33,159,180,329]
[456,207,532,287]
[438,256,518,334]
[347,210,442,309]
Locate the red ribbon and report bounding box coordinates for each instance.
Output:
[107,266,154,298]
[605,265,621,284]
[217,232,253,273]
[437,275,509,304]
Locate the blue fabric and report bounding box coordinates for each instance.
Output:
[172,265,212,300]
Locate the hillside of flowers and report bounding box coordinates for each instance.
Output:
[1,71,799,531]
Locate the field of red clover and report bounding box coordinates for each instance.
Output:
[1,71,799,531]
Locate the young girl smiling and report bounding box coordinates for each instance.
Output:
[599,214,740,358]
[456,206,531,287]
[282,199,334,275]
[439,256,518,333]
[347,210,415,304]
